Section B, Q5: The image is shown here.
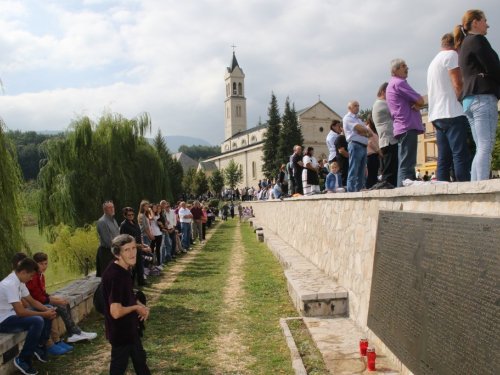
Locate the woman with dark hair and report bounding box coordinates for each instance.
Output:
[372,82,398,187]
[326,119,342,163]
[302,147,320,195]
[365,114,383,189]
[454,10,500,181]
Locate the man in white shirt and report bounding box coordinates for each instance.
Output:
[178,202,193,251]
[343,101,373,192]
[427,33,471,182]
[0,258,57,374]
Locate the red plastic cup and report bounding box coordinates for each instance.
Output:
[367,347,376,371]
[359,339,368,356]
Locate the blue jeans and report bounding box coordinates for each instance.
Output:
[396,130,419,187]
[0,314,52,362]
[181,222,192,250]
[433,116,471,182]
[464,94,499,181]
[161,232,172,262]
[347,142,367,192]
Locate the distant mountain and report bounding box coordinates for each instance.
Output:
[147,136,213,153]
[37,130,64,135]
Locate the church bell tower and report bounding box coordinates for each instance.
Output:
[224,51,247,140]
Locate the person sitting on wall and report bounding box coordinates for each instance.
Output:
[325,161,345,193]
[0,257,57,375]
[26,252,97,352]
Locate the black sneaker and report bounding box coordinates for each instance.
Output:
[34,347,50,363]
[14,357,38,375]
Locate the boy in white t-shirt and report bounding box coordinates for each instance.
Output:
[0,258,57,375]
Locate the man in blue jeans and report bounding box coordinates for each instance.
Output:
[178,201,193,251]
[0,258,57,375]
[386,59,425,187]
[427,33,471,181]
[343,100,374,192]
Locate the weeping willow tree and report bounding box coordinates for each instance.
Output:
[0,117,27,278]
[37,109,171,232]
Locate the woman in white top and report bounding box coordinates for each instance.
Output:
[302,147,320,195]
[149,203,164,266]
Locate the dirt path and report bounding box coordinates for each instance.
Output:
[213,221,256,374]
[72,221,223,375]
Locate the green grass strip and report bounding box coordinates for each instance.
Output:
[287,319,330,374]
[240,222,297,374]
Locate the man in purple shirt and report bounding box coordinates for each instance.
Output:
[386,59,425,187]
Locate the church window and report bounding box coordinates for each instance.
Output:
[238,82,242,95]
[252,161,256,179]
[232,142,237,148]
[225,144,229,151]
[251,135,257,142]
[233,82,237,95]
[241,139,246,146]
[319,127,324,132]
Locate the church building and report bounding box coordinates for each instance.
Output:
[201,52,342,188]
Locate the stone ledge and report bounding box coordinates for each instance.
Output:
[253,179,500,202]
[253,219,347,317]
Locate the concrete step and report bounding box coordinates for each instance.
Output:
[303,317,401,374]
[252,220,348,317]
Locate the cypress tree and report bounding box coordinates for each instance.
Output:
[291,103,305,150]
[153,129,174,202]
[261,92,281,178]
[277,97,296,168]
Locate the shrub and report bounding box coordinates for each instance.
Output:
[208,199,219,207]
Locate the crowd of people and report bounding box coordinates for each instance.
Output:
[321,9,499,192]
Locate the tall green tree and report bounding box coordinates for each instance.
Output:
[261,92,281,178]
[169,158,185,201]
[36,109,167,231]
[224,159,243,189]
[359,108,372,122]
[153,129,174,202]
[491,118,500,171]
[0,118,27,278]
[291,103,305,150]
[182,167,197,196]
[209,168,224,195]
[277,97,304,168]
[193,170,209,197]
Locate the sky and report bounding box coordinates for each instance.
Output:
[0,0,499,146]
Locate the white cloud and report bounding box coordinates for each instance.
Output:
[0,0,499,145]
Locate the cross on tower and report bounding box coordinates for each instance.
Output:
[318,94,321,102]
[231,44,237,53]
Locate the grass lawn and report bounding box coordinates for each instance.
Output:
[23,225,84,293]
[35,219,301,374]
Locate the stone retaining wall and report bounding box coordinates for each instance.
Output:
[0,274,100,375]
[251,180,500,331]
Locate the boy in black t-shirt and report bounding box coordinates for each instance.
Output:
[334,128,350,187]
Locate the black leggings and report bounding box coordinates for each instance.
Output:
[150,235,163,265]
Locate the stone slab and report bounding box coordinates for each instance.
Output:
[303,317,401,374]
[369,210,500,375]
[254,220,348,317]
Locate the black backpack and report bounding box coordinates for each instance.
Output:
[93,283,105,315]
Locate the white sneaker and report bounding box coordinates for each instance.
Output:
[80,331,97,340]
[67,333,89,343]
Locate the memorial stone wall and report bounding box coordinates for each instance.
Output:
[251,180,500,374]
